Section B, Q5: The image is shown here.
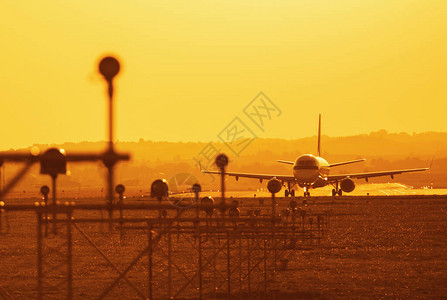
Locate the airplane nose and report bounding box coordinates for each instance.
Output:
[294,155,320,183]
[294,169,319,182]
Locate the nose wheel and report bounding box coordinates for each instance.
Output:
[303,187,311,197]
[284,182,297,197]
[284,189,295,197]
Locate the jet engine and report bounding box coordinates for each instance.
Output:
[340,178,355,193]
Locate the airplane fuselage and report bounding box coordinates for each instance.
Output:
[293,154,330,188]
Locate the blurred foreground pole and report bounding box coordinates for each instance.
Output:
[36,207,43,300]
[99,56,120,229]
[268,178,282,272]
[215,154,228,217]
[267,178,281,217]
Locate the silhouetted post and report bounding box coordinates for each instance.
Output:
[264,238,267,295]
[40,148,67,235]
[267,179,281,218]
[168,232,172,299]
[148,225,153,300]
[150,179,168,217]
[226,231,231,299]
[66,203,73,300]
[192,183,201,217]
[115,184,125,240]
[51,176,56,233]
[99,56,120,227]
[40,186,50,236]
[99,56,120,151]
[238,236,242,296]
[198,234,203,300]
[215,154,229,218]
[267,178,281,272]
[247,238,251,297]
[36,204,43,300]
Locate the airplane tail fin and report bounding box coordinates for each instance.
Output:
[317,114,321,157]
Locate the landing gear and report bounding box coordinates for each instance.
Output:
[284,189,296,197]
[284,182,297,197]
[303,187,310,197]
[332,182,343,196]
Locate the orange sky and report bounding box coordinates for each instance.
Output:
[1,1,446,150]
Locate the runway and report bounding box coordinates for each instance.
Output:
[168,182,447,202]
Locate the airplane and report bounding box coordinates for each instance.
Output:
[201,114,429,197]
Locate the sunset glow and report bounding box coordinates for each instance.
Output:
[1,1,446,149]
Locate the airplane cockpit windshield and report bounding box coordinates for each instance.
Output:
[294,156,318,170]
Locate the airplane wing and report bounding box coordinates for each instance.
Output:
[329,159,365,167]
[277,160,294,165]
[326,167,429,182]
[201,169,295,182]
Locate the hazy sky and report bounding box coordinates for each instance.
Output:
[1,1,446,150]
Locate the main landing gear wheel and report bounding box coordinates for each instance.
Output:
[284,189,295,197]
[304,191,310,197]
[332,188,343,196]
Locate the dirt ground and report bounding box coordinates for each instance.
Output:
[0,195,446,299]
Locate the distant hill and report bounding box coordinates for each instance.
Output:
[1,130,445,194]
[10,129,446,161]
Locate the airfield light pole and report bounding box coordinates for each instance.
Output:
[99,56,120,155]
[267,178,281,272]
[36,207,43,300]
[99,56,120,229]
[192,183,201,217]
[115,184,125,239]
[40,148,67,235]
[151,179,169,218]
[40,185,50,235]
[215,154,228,217]
[267,178,281,217]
